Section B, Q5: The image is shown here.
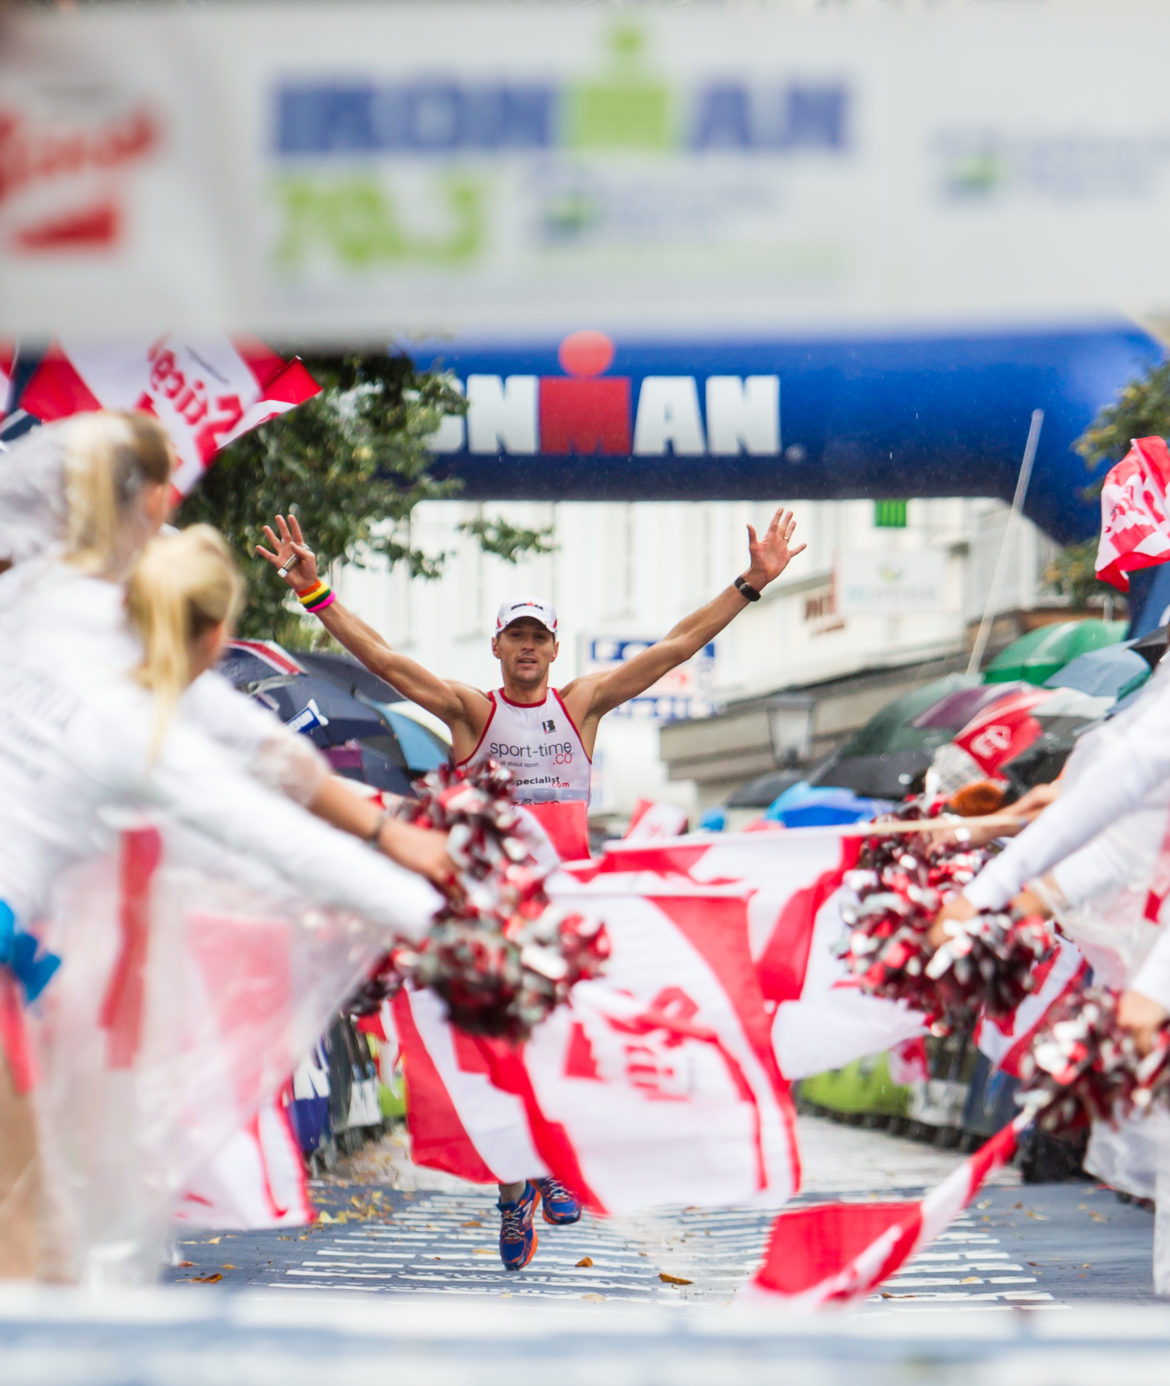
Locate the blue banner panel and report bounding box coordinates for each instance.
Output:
[421,324,1163,544]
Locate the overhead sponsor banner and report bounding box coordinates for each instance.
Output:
[583,635,716,722]
[5,5,1170,338]
[0,15,233,335]
[835,548,949,615]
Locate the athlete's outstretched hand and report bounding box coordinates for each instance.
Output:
[745,507,807,588]
[256,512,319,590]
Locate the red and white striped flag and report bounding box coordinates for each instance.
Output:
[579,829,926,1076]
[176,1094,312,1230]
[1096,435,1170,591]
[623,799,690,842]
[18,334,320,498]
[748,1114,1024,1309]
[397,877,801,1213]
[0,341,15,420]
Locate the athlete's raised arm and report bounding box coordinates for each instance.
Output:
[566,506,805,723]
[256,513,490,741]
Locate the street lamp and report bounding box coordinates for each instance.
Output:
[767,694,813,768]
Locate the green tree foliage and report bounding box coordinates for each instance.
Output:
[177,351,554,646]
[1040,353,1170,611]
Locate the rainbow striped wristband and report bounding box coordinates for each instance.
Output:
[296,580,336,614]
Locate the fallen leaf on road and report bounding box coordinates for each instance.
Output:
[461,1219,483,1228]
[317,1212,335,1224]
[576,1257,594,1268]
[960,1277,980,1284]
[976,1199,991,1209]
[581,1293,606,1302]
[206,1237,222,1245]
[190,1274,222,1284]
[176,1261,193,1268]
[1088,1212,1108,1223]
[473,1249,495,1256]
[658,1272,693,1286]
[221,1265,237,1271]
[1025,1211,1049,1221]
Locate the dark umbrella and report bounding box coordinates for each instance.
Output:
[806,674,978,800]
[295,651,449,773]
[808,747,937,801]
[912,681,1032,732]
[217,639,306,694]
[320,740,414,797]
[252,676,397,750]
[217,643,418,794]
[295,650,404,704]
[1128,624,1170,671]
[724,769,807,809]
[831,674,978,756]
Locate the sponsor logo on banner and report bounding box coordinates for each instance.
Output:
[427,331,780,461]
[269,23,850,273]
[835,548,948,615]
[0,88,162,254]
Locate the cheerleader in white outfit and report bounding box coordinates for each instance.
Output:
[933,671,1170,1292]
[1,527,450,1282]
[0,411,454,887]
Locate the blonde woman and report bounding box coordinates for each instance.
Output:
[0,527,447,1281]
[0,411,454,886]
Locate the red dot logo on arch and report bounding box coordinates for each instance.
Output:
[540,330,630,455]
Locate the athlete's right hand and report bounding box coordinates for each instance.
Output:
[256,513,319,590]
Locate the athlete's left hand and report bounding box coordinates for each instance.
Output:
[744,507,807,589]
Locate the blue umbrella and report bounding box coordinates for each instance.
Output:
[1044,644,1152,701]
[764,784,892,828]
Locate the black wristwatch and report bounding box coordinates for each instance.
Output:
[734,574,762,602]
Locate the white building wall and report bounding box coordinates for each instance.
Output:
[334,495,1060,821]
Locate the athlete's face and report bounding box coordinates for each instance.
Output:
[492,618,558,692]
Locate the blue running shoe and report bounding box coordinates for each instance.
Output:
[498,1181,539,1270]
[534,1176,581,1225]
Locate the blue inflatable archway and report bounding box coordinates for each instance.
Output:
[423,322,1164,545]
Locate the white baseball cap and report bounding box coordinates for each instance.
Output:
[495,596,558,635]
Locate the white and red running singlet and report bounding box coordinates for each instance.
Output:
[460,689,590,806]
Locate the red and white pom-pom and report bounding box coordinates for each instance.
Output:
[1017,988,1146,1135]
[841,806,1052,1034]
[355,760,609,1041]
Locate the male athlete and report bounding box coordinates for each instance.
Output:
[258,505,805,1269]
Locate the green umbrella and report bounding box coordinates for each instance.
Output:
[833,673,980,756]
[982,619,1127,687]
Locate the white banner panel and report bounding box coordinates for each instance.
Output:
[4,5,1170,338]
[836,548,949,614]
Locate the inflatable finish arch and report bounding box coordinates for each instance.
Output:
[423,322,1165,545]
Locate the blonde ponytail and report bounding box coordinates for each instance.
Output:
[64,411,174,577]
[125,526,245,755]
